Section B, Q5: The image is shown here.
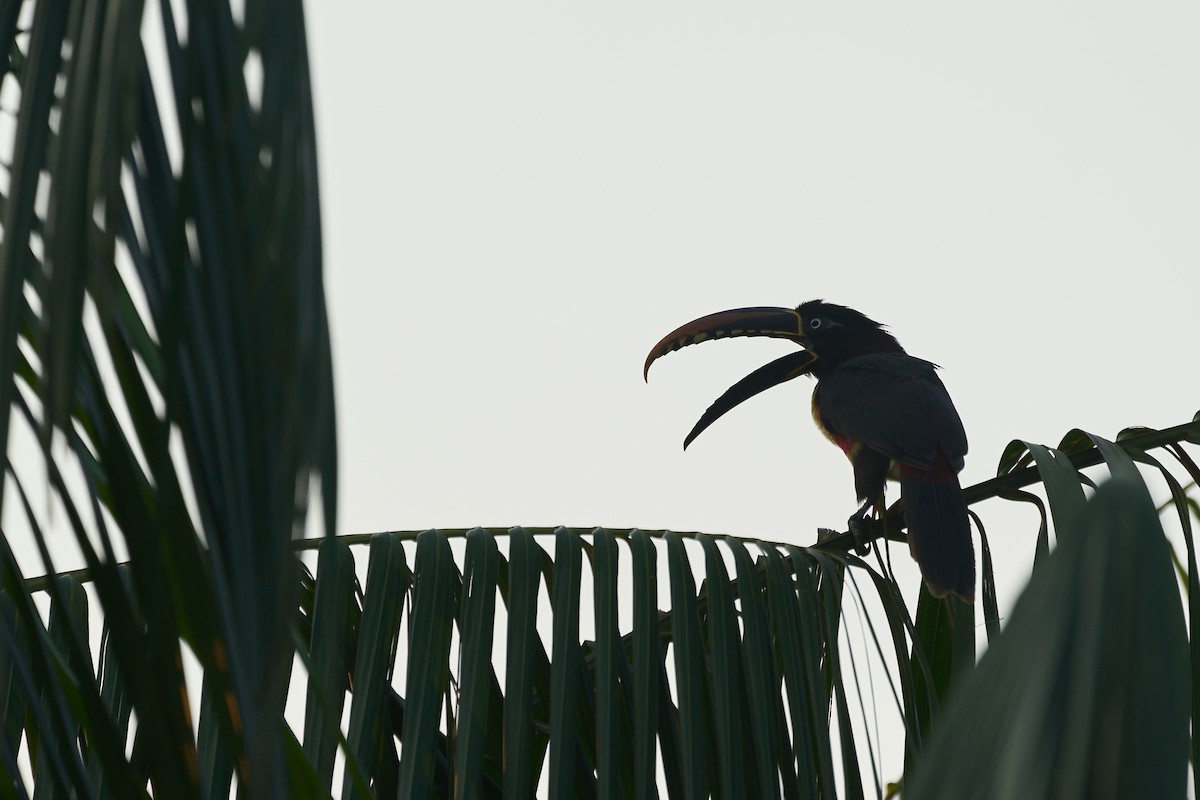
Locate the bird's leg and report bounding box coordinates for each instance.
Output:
[847,498,877,556]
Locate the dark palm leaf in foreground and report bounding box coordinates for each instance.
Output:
[0,2,332,796]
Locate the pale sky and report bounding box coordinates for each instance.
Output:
[308,2,1200,601]
[305,6,1200,783]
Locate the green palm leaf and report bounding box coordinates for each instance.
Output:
[907,475,1189,799]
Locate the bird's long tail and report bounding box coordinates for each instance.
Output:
[899,467,975,602]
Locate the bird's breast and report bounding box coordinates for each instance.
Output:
[811,388,860,461]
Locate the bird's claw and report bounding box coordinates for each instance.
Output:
[847,514,872,556]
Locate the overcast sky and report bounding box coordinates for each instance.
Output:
[306,3,1199,606]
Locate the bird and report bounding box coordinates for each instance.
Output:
[643,300,974,602]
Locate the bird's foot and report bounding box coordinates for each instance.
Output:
[847,502,875,556]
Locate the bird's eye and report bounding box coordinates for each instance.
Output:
[808,318,822,330]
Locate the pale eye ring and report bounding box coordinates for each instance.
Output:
[808,318,822,330]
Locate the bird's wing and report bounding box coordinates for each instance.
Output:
[815,352,967,472]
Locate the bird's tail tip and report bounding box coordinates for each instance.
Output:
[902,473,976,604]
[925,578,975,604]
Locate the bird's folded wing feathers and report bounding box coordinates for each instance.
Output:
[816,353,967,471]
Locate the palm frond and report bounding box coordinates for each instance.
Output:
[907,474,1190,799]
[3,0,332,795]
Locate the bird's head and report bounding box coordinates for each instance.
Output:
[644,300,904,448]
[793,300,905,371]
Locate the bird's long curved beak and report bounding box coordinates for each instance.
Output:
[643,306,818,448]
[642,306,806,379]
